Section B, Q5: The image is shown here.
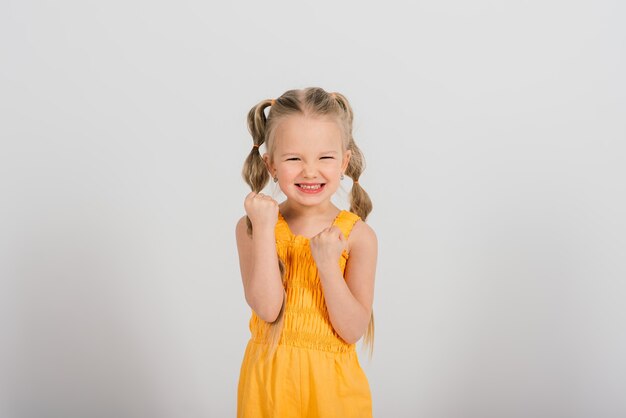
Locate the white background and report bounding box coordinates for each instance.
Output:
[1,1,625,417]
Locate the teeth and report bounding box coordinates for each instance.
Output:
[299,184,322,190]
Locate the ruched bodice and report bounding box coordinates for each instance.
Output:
[247,209,361,353]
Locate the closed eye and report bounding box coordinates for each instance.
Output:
[321,156,334,159]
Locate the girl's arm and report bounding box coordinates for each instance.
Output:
[317,221,377,344]
[235,215,284,322]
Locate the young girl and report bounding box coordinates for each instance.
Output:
[235,87,377,417]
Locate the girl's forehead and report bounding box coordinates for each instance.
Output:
[273,114,344,151]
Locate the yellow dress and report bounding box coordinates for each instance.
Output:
[237,209,373,418]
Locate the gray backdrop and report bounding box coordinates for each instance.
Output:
[2,1,625,417]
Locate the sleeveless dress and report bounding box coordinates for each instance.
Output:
[237,209,373,418]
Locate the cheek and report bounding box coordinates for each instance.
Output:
[325,163,343,174]
[276,166,298,178]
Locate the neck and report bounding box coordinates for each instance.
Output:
[280,199,337,219]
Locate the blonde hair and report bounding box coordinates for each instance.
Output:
[241,87,374,361]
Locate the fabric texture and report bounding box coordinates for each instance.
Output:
[237,209,373,417]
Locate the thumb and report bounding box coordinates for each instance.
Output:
[337,228,347,245]
[332,225,344,238]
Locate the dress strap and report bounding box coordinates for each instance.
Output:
[274,214,292,242]
[334,210,362,240]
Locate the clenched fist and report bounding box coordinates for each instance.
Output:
[309,226,347,274]
[244,191,279,231]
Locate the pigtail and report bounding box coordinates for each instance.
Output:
[242,99,273,235]
[241,98,287,363]
[345,139,373,220]
[242,100,271,193]
[331,91,375,359]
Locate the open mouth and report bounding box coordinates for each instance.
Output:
[296,183,326,193]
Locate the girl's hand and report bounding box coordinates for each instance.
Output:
[244,192,278,231]
[309,226,347,274]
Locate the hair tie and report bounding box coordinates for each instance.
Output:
[252,144,260,149]
[353,180,359,184]
[330,93,336,100]
[270,99,275,106]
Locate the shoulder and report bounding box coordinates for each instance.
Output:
[235,214,247,231]
[347,217,377,254]
[350,218,377,243]
[235,214,251,242]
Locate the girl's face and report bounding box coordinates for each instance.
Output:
[264,114,351,208]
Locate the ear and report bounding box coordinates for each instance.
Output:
[341,149,352,173]
[262,153,275,176]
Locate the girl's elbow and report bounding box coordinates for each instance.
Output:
[257,303,282,323]
[341,320,370,344]
[344,336,358,345]
[248,293,284,323]
[342,332,362,345]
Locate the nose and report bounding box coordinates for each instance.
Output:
[302,161,319,178]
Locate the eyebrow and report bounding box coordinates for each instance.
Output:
[280,150,339,157]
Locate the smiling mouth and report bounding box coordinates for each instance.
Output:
[296,183,325,190]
